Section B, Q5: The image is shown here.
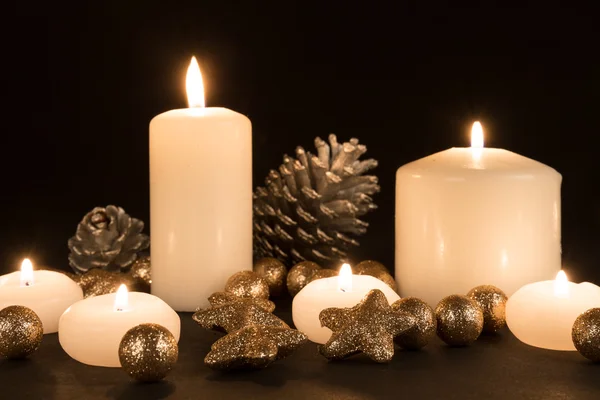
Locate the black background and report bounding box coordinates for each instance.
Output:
[2,2,600,284]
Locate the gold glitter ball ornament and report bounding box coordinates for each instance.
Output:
[74,269,142,298]
[253,258,288,297]
[348,260,397,292]
[225,271,270,300]
[0,306,43,359]
[129,255,151,292]
[119,323,178,382]
[466,285,508,334]
[307,268,338,283]
[319,289,416,363]
[287,261,322,296]
[435,295,484,346]
[205,325,308,370]
[572,308,600,362]
[392,297,436,350]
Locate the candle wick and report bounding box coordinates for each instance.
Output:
[25,281,31,287]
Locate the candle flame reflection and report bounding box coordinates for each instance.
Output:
[20,259,34,287]
[554,270,569,297]
[114,284,129,312]
[338,263,352,292]
[186,56,205,108]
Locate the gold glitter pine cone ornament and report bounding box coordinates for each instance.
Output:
[119,323,178,382]
[466,285,508,334]
[0,306,44,359]
[435,295,484,346]
[572,308,600,362]
[253,258,288,297]
[68,205,150,274]
[253,134,380,267]
[392,297,436,350]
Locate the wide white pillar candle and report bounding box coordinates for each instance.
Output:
[0,259,83,333]
[292,264,400,344]
[506,271,600,350]
[59,285,180,367]
[395,122,561,306]
[150,57,252,311]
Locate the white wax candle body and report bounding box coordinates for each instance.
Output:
[150,107,252,311]
[59,292,180,367]
[396,148,561,306]
[0,270,83,333]
[506,281,600,350]
[292,275,400,344]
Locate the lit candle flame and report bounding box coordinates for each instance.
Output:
[554,270,569,297]
[186,56,205,108]
[114,284,129,312]
[471,121,484,148]
[20,258,34,287]
[338,263,352,292]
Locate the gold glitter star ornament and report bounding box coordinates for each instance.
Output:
[318,289,416,363]
[204,325,308,370]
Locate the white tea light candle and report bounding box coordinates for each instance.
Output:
[506,271,600,351]
[0,259,83,333]
[292,264,400,344]
[150,57,252,311]
[59,285,180,367]
[395,122,561,306]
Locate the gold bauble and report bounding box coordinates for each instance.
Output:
[352,260,397,292]
[572,308,600,362]
[435,295,483,346]
[129,256,151,292]
[308,268,338,283]
[119,323,178,382]
[225,271,270,300]
[286,261,321,296]
[74,269,141,298]
[253,258,288,297]
[0,306,43,359]
[392,297,436,349]
[466,285,508,334]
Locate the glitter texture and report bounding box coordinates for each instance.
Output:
[352,260,397,292]
[208,292,275,313]
[129,255,152,291]
[74,269,142,298]
[392,297,437,350]
[466,285,508,334]
[193,298,288,333]
[435,295,484,346]
[0,306,43,359]
[253,258,288,297]
[318,289,416,363]
[118,323,178,382]
[225,271,270,300]
[204,325,308,370]
[572,308,600,362]
[287,261,321,296]
[307,268,338,283]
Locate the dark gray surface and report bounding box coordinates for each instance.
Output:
[1,298,599,400]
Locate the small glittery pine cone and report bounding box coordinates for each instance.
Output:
[68,205,150,274]
[254,135,380,267]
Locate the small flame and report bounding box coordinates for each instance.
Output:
[20,259,34,287]
[554,270,569,297]
[186,56,205,108]
[338,263,353,292]
[471,121,484,148]
[114,284,129,311]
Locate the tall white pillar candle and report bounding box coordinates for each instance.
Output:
[150,57,252,311]
[0,259,83,333]
[395,122,561,307]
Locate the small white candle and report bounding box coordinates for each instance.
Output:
[292,264,400,344]
[506,271,600,350]
[59,285,180,367]
[150,56,252,311]
[395,122,561,306]
[0,259,83,333]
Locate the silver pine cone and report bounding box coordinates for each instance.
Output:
[253,134,380,267]
[68,205,150,274]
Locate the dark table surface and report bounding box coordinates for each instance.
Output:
[1,297,599,400]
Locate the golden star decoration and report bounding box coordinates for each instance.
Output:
[318,289,416,363]
[207,291,276,313]
[204,325,308,370]
[193,294,288,333]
